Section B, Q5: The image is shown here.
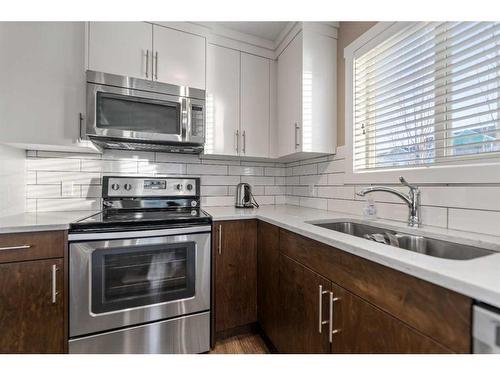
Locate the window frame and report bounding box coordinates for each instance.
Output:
[344,22,500,184]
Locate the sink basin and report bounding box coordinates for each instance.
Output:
[312,221,495,260]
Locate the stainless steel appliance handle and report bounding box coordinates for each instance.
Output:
[68,225,212,241]
[235,130,239,153]
[218,224,222,255]
[145,50,149,78]
[242,130,246,153]
[52,264,58,304]
[328,291,341,343]
[295,122,300,149]
[0,245,31,251]
[318,285,329,333]
[154,51,158,80]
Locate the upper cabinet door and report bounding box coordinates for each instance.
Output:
[205,44,240,156]
[0,22,86,151]
[240,53,270,158]
[152,25,205,89]
[88,22,152,80]
[277,31,303,157]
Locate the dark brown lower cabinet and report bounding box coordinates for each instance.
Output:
[330,283,451,354]
[0,258,64,353]
[257,221,280,346]
[214,220,258,335]
[275,254,330,353]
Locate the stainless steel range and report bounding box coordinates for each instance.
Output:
[68,176,211,354]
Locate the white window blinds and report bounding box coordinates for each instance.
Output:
[353,22,500,172]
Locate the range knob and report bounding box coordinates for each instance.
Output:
[111,183,120,191]
[176,184,183,191]
[186,183,193,191]
[124,183,132,191]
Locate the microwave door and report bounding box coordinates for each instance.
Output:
[88,84,184,143]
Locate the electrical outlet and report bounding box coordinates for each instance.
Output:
[308,184,316,196]
[61,182,77,197]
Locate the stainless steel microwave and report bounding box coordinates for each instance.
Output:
[86,71,205,153]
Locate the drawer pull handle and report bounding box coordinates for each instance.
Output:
[52,264,59,304]
[318,285,329,333]
[0,245,31,251]
[328,292,341,343]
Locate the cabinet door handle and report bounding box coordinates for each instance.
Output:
[294,122,300,149]
[0,245,31,251]
[154,51,159,80]
[242,130,246,154]
[218,224,222,255]
[145,50,149,78]
[51,264,59,304]
[318,285,329,333]
[328,291,341,343]
[235,130,240,153]
[79,113,85,140]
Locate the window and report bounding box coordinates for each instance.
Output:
[353,22,500,172]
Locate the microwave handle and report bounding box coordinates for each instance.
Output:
[183,98,190,141]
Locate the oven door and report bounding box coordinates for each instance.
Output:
[69,227,210,337]
[87,82,188,143]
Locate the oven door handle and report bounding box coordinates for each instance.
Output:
[68,225,212,241]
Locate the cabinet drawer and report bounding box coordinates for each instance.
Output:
[0,231,65,263]
[279,228,472,353]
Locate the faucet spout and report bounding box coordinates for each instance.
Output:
[356,177,421,227]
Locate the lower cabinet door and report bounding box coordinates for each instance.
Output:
[214,220,258,334]
[276,254,330,353]
[330,283,451,354]
[0,258,64,353]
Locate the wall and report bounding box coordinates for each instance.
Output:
[0,144,25,216]
[25,149,286,212]
[336,22,377,146]
[283,147,500,237]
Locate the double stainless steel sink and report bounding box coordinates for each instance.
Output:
[312,221,495,260]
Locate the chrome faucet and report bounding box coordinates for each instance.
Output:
[356,176,421,227]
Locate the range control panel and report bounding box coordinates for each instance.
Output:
[104,176,198,198]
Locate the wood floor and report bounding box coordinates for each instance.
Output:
[209,333,271,354]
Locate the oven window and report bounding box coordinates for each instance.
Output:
[96,92,181,135]
[91,242,195,314]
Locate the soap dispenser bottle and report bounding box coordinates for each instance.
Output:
[363,196,377,220]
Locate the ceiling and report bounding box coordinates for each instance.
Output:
[199,22,290,42]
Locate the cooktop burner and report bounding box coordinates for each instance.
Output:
[70,176,211,233]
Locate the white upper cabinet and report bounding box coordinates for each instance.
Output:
[240,53,270,158]
[153,25,205,89]
[276,23,337,160]
[88,22,206,88]
[88,22,152,80]
[277,31,303,157]
[205,44,240,156]
[0,22,89,151]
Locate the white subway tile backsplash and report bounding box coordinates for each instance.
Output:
[241,176,275,185]
[138,161,186,175]
[299,197,327,210]
[26,185,61,199]
[229,165,264,176]
[187,163,228,175]
[293,163,318,176]
[82,159,138,173]
[421,186,500,211]
[201,186,228,196]
[201,196,234,207]
[37,171,101,185]
[201,175,240,186]
[156,153,200,164]
[317,186,355,200]
[102,149,154,161]
[27,158,80,172]
[264,167,286,176]
[36,198,100,212]
[448,208,500,236]
[265,186,286,195]
[299,174,328,185]
[317,159,345,174]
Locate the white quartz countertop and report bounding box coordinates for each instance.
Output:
[0,211,98,234]
[205,205,500,309]
[2,204,500,309]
